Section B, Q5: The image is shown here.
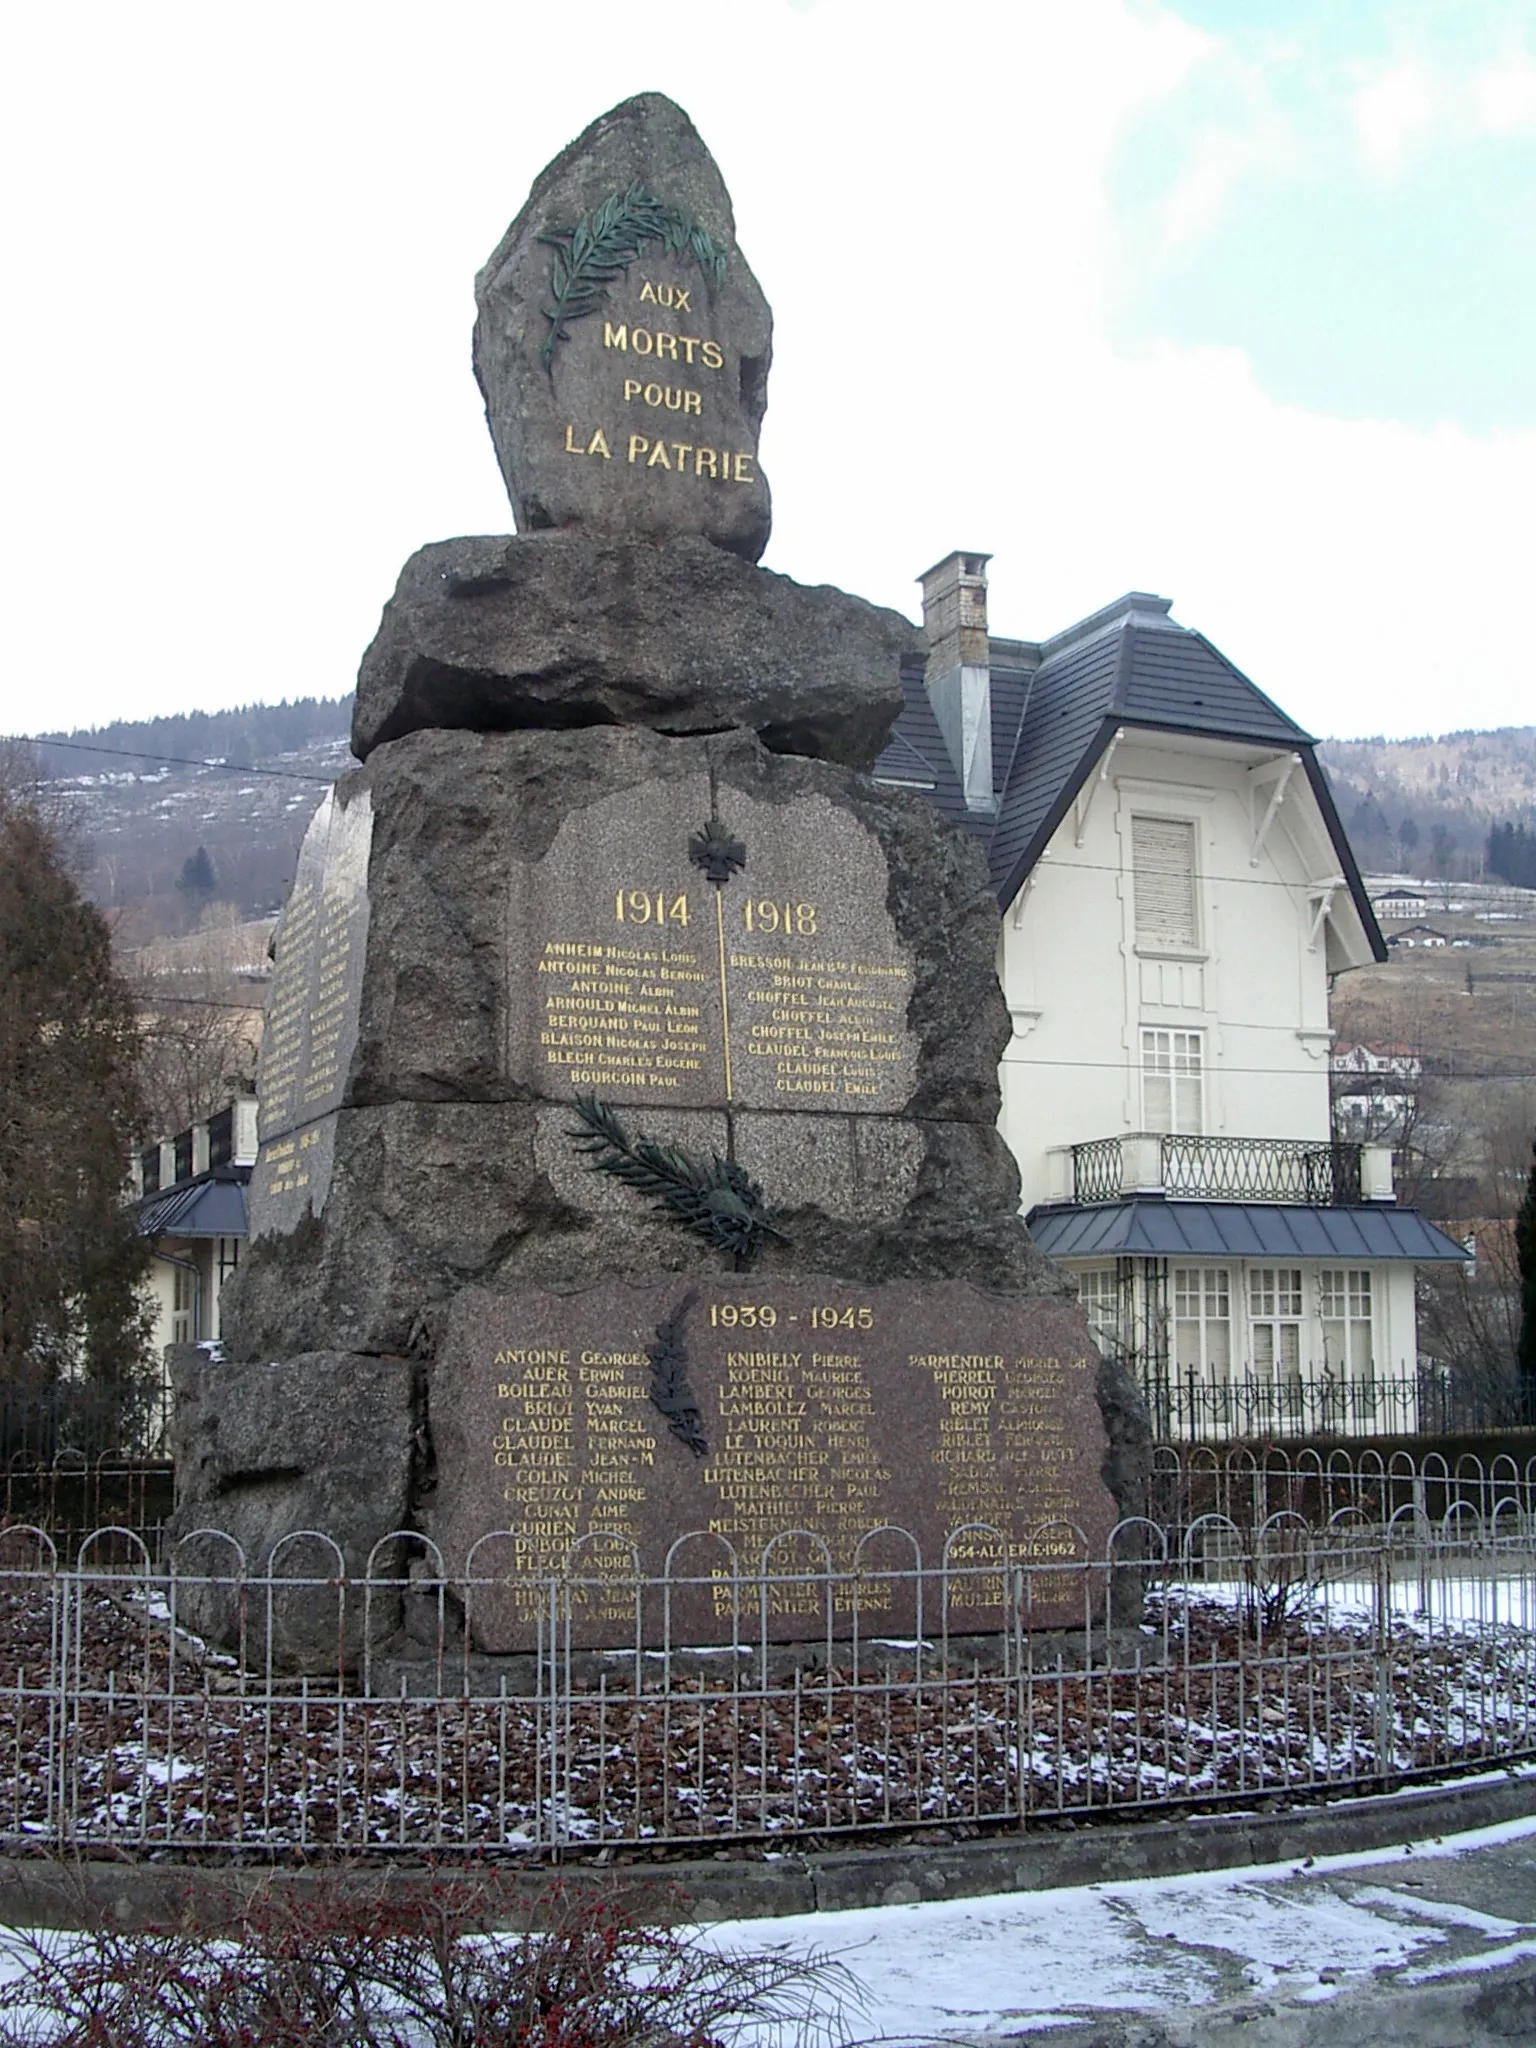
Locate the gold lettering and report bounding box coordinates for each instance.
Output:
[646,440,671,468]
[685,390,701,416]
[564,424,582,453]
[639,280,657,303]
[702,339,724,370]
[631,326,654,355]
[587,428,611,459]
[734,452,755,483]
[603,322,628,350]
[655,331,678,361]
[623,378,641,401]
[695,448,718,478]
[670,442,693,468]
[628,434,649,463]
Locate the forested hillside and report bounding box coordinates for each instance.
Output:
[32,697,353,945]
[1319,726,1536,880]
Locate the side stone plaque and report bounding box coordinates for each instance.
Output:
[504,776,918,1114]
[249,780,372,1236]
[430,1277,1115,1650]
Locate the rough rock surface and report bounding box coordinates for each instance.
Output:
[474,93,772,561]
[221,724,1063,1361]
[351,533,913,767]
[169,1349,418,1670]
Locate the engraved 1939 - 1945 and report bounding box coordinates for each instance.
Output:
[427,1277,1115,1652]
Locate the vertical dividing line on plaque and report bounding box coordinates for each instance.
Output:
[714,884,734,1103]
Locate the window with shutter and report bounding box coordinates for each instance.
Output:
[1132,816,1198,948]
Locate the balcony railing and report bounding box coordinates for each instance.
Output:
[1143,1367,1536,1443]
[1068,1133,1365,1206]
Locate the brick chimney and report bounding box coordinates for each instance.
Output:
[919,550,994,813]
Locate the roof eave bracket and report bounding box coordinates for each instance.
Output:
[1074,727,1125,847]
[1249,753,1301,867]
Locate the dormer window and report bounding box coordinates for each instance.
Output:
[1132,815,1199,950]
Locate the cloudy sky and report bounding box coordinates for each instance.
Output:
[2,0,1531,743]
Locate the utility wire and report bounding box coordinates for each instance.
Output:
[30,737,340,784]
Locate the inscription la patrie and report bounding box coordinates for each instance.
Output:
[430,1279,1117,1651]
[540,187,755,494]
[504,775,918,1114]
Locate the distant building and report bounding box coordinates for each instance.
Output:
[1371,886,1427,919]
[130,1098,257,1350]
[1386,923,1449,949]
[876,554,1468,1442]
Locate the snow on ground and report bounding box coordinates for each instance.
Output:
[698,1810,1536,2040]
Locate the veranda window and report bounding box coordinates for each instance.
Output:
[1075,1268,1121,1351]
[1173,1266,1231,1380]
[1320,1268,1374,1375]
[1249,1267,1304,1384]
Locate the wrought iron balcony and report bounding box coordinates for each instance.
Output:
[1068,1133,1365,1206]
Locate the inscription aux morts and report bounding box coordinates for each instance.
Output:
[561,296,757,485]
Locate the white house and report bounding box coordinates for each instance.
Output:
[130,1096,258,1353]
[875,553,1468,1442]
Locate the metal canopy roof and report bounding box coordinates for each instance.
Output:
[1026,1199,1470,1264]
[133,1166,250,1241]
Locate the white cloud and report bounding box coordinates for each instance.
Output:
[0,0,1529,742]
[1352,60,1439,173]
[1472,47,1536,133]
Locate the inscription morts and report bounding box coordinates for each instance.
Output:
[504,777,918,1115]
[256,783,373,1145]
[430,1278,1114,1650]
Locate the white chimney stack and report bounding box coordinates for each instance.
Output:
[919,550,994,813]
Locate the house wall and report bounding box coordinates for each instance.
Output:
[998,737,1341,1214]
[141,1236,242,1354]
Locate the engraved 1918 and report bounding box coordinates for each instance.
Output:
[742,900,817,935]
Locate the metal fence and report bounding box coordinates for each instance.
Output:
[1143,1366,1536,1443]
[4,1470,1535,1857]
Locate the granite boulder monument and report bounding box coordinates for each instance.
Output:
[181,93,1142,1663]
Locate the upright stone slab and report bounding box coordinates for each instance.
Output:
[247,776,372,1239]
[196,91,1148,1669]
[474,93,773,562]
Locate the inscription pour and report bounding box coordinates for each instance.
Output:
[534,882,907,1103]
[559,274,756,486]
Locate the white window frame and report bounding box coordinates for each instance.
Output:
[1248,1267,1304,1386]
[1172,1265,1232,1382]
[1319,1268,1374,1378]
[1075,1268,1121,1352]
[1142,1026,1205,1135]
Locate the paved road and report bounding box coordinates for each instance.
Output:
[704,1811,1536,2044]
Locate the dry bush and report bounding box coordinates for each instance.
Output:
[0,1873,865,2048]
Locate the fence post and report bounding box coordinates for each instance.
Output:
[1373,1532,1396,1789]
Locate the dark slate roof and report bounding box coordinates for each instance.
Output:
[133,1165,250,1240]
[1025,1199,1470,1264]
[874,598,1385,960]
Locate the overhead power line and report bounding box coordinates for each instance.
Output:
[30,737,340,784]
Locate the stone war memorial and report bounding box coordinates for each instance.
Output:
[180,93,1139,1662]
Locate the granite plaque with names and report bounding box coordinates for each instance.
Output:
[430,1276,1115,1650]
[504,776,918,1115]
[249,782,372,1236]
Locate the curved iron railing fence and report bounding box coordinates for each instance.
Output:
[3,1463,1534,1856]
